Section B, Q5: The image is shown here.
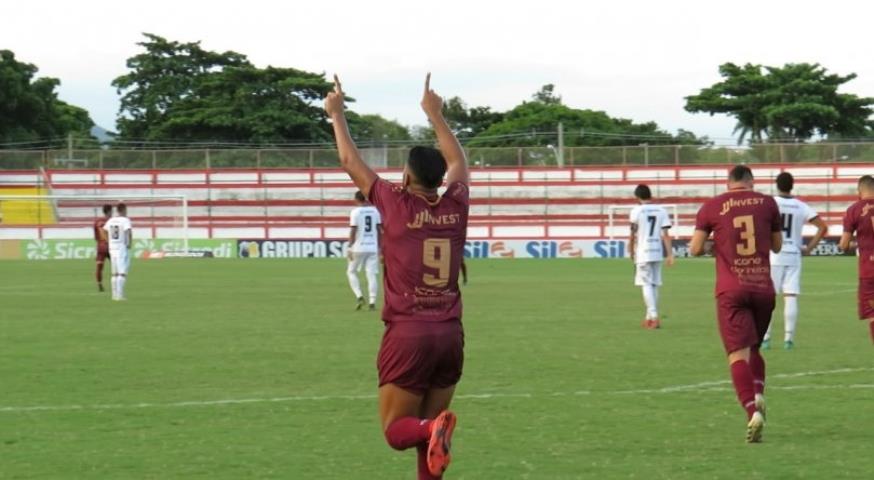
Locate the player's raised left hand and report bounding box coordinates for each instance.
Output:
[325,74,345,117]
[421,73,443,118]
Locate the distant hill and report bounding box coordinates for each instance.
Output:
[90,125,116,143]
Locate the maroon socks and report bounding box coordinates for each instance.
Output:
[417,443,441,479]
[749,348,766,395]
[730,360,757,420]
[384,417,431,451]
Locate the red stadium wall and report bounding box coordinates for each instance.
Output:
[0,163,869,241]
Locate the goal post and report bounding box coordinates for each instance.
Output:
[606,204,680,241]
[0,194,190,254]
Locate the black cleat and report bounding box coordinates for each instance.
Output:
[98,284,104,292]
[355,297,365,311]
[369,304,376,311]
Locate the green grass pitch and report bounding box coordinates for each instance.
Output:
[1,257,871,479]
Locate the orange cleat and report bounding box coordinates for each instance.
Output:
[427,410,457,476]
[651,318,662,329]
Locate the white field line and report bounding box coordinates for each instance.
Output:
[804,288,857,296]
[1,367,872,414]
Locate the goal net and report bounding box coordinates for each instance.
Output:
[606,204,680,241]
[0,194,190,254]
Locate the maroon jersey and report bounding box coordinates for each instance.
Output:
[94,218,109,250]
[695,189,781,295]
[369,179,469,323]
[843,199,874,279]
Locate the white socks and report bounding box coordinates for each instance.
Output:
[642,284,658,319]
[783,296,798,342]
[347,263,363,299]
[366,264,378,305]
[765,295,798,342]
[112,275,127,300]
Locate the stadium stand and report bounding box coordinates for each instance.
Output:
[0,163,866,240]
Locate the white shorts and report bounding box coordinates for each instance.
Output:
[634,261,663,287]
[110,249,130,275]
[771,264,801,295]
[348,251,379,275]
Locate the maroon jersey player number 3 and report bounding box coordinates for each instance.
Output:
[691,165,782,444]
[326,73,467,480]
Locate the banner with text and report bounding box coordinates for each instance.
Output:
[237,239,350,258]
[21,239,237,260]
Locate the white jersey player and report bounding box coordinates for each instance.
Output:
[764,172,828,349]
[347,191,382,310]
[103,203,133,301]
[628,184,674,329]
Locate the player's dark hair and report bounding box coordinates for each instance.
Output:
[858,175,874,190]
[116,203,127,215]
[775,172,794,193]
[634,184,652,200]
[102,204,112,215]
[407,146,447,189]
[354,191,365,202]
[729,165,754,183]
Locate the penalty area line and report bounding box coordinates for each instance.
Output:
[1,367,872,414]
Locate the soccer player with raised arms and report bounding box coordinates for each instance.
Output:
[628,184,674,329]
[764,172,828,350]
[838,175,874,344]
[690,165,782,443]
[103,203,133,301]
[326,73,468,479]
[347,190,382,311]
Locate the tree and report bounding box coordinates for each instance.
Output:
[346,112,411,144]
[685,62,874,143]
[468,89,699,147]
[112,33,336,143]
[442,96,504,139]
[147,65,334,143]
[531,84,561,105]
[0,50,95,144]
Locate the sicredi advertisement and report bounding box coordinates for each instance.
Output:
[21,239,237,260]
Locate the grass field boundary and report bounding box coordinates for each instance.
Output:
[2,367,872,414]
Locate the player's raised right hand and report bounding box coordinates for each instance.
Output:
[421,73,443,118]
[325,74,345,117]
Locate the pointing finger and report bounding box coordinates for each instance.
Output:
[425,72,431,93]
[333,74,343,94]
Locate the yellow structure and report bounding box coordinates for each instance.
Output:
[0,188,57,224]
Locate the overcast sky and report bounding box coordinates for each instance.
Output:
[4,0,873,143]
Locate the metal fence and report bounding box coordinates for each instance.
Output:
[2,143,874,170]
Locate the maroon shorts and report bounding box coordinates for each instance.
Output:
[859,278,874,320]
[377,320,464,395]
[96,246,110,263]
[716,290,775,354]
